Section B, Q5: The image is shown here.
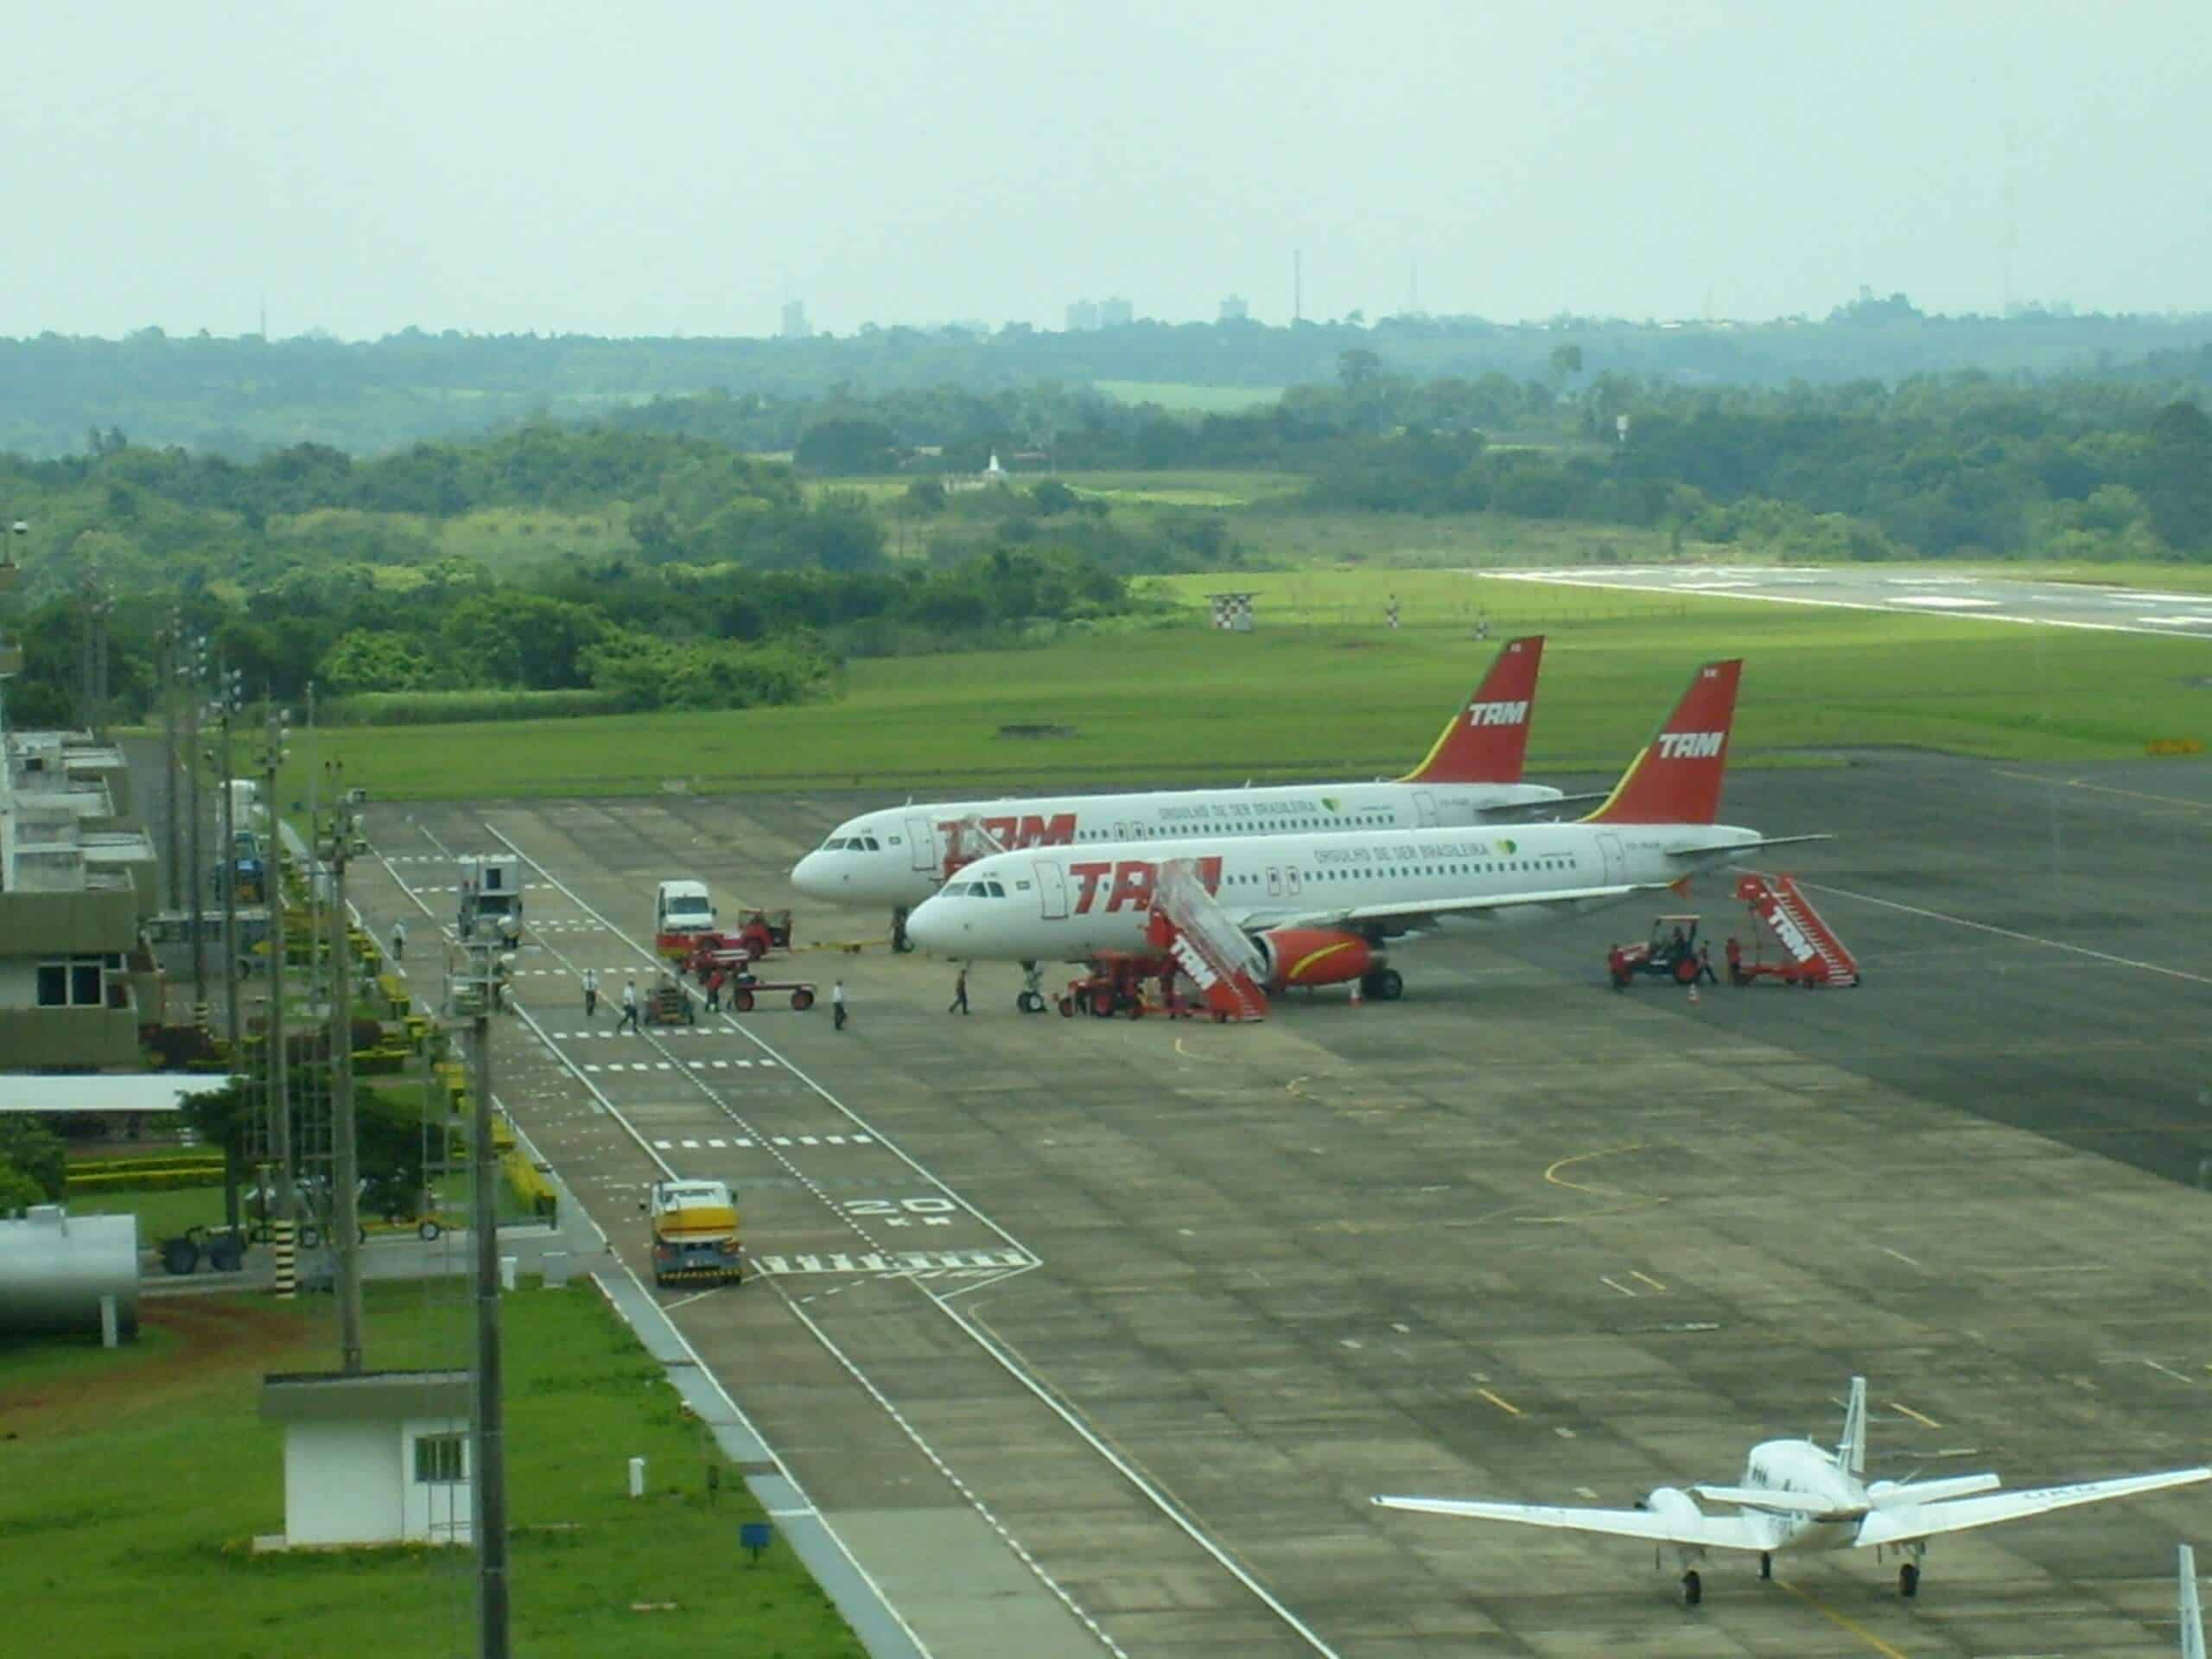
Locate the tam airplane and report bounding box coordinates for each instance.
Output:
[904,658,1815,1009]
[791,636,1574,949]
[1373,1376,2212,1606]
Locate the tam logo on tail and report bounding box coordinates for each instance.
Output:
[1401,635,1545,785]
[1584,660,1744,827]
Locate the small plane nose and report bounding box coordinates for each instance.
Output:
[904,898,959,954]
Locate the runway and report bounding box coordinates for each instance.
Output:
[340,749,2212,1657]
[1483,563,2212,639]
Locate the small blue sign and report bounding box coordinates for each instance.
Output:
[740,1521,772,1562]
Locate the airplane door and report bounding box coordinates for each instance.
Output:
[1285,866,1302,897]
[905,816,936,872]
[1034,860,1069,918]
[1414,790,1440,828]
[1267,866,1282,897]
[1597,830,1626,886]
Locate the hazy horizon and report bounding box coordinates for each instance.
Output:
[10,0,2208,342]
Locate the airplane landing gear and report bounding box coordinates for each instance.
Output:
[891,907,913,953]
[1015,962,1047,1014]
[1758,1552,1772,1581]
[1681,1568,1702,1606]
[1898,1561,1919,1599]
[1360,967,1404,1001]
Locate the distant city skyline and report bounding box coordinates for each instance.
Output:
[4,1,2207,341]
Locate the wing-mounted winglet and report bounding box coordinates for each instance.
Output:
[1147,859,1268,1022]
[2183,1543,2204,1659]
[1582,659,1743,827]
[940,813,1010,880]
[1398,636,1545,785]
[1838,1376,1868,1478]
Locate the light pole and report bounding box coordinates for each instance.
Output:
[216,664,245,1234]
[459,938,510,1657]
[257,702,296,1299]
[183,636,207,1028]
[322,760,364,1374]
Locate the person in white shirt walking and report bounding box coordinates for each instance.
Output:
[617,977,641,1033]
[390,919,406,962]
[582,966,600,1018]
[832,978,848,1032]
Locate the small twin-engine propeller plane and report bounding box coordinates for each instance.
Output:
[791,635,1579,949]
[1373,1376,2212,1605]
[905,657,1822,1012]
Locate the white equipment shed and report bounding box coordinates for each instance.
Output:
[257,1370,473,1548]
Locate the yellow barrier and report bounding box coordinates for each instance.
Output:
[2145,737,2205,757]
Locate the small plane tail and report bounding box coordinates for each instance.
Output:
[1582,660,1743,827]
[2184,1544,2205,1659]
[1837,1376,1868,1478]
[1398,636,1545,785]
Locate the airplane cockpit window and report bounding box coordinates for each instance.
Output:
[861,837,882,850]
[823,836,849,850]
[984,880,1007,898]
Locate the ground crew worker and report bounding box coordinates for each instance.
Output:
[706,969,724,1012]
[390,919,405,962]
[582,966,599,1017]
[948,965,969,1015]
[832,978,848,1032]
[618,978,640,1033]
[1697,942,1719,985]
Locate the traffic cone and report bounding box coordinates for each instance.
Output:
[1350,977,1363,1007]
[1688,981,1700,1006]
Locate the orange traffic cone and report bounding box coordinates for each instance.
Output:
[1688,981,1701,1006]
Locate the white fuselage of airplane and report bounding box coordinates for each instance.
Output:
[791,779,1569,911]
[906,817,1762,961]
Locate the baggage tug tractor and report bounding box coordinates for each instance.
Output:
[646,1179,742,1287]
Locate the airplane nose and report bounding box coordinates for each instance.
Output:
[790,852,836,899]
[905,899,957,954]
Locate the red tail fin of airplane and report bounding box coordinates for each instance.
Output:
[1582,659,1743,826]
[1397,635,1545,785]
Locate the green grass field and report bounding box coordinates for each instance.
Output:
[269,570,2212,800]
[0,1282,864,1659]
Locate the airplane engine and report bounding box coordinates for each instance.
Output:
[1255,928,1372,989]
[1641,1486,1704,1522]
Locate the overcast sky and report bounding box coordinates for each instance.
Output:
[8,0,2206,340]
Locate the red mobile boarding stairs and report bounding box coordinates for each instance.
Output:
[1728,873,1859,988]
[1146,860,1270,1022]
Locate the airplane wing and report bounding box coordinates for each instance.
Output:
[1480,791,1610,819]
[1693,1484,1866,1516]
[1374,1494,1775,1553]
[1853,1468,2212,1550]
[1244,883,1666,934]
[1664,834,1833,860]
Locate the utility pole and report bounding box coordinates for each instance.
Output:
[260,702,296,1300]
[161,623,181,912]
[184,639,207,1028]
[463,938,510,1657]
[324,761,364,1373]
[217,664,244,1234]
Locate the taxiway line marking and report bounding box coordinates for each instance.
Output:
[1477,1389,1523,1417]
[1799,880,2212,987]
[1543,1144,1645,1195]
[1881,1247,1924,1270]
[1890,1402,1942,1429]
[1776,1578,1912,1659]
[1993,769,2212,812]
[2145,1358,2196,1385]
[1599,1276,1637,1298]
[1630,1270,1667,1291]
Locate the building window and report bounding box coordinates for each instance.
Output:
[414,1433,466,1484]
[35,958,109,1008]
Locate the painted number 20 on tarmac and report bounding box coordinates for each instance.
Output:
[842,1197,957,1226]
